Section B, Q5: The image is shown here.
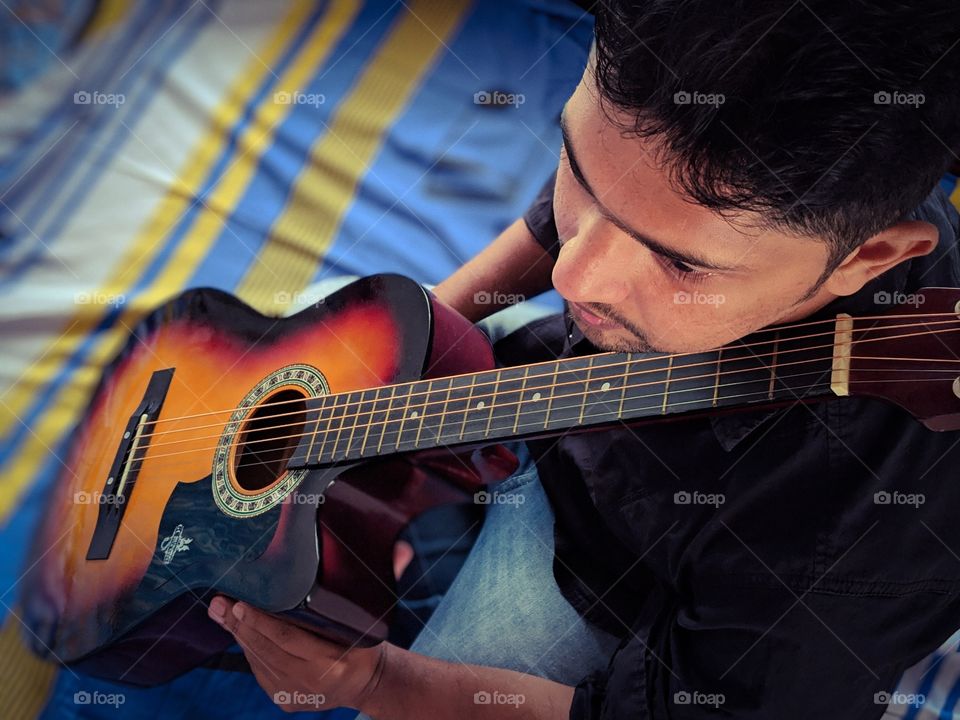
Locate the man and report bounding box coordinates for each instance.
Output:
[208,1,960,717]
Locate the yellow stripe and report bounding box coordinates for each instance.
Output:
[0,0,361,523]
[0,614,55,720]
[235,0,471,311]
[950,179,960,214]
[81,0,135,39]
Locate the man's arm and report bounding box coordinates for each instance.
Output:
[361,642,574,719]
[209,597,574,719]
[432,217,556,322]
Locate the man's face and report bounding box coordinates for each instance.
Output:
[553,73,840,353]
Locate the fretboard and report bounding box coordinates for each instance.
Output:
[287,325,835,469]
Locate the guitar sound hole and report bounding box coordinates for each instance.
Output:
[234,389,307,492]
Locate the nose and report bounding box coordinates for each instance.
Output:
[551,220,631,305]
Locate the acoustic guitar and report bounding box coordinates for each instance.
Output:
[19,274,960,686]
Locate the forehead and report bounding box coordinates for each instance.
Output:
[562,76,825,270]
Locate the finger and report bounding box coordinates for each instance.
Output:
[210,598,301,670]
[228,601,341,662]
[393,540,414,580]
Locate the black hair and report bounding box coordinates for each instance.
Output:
[592,0,960,273]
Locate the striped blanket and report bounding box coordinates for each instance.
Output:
[1,1,958,718]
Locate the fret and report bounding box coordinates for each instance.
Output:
[317,392,345,463]
[766,328,834,399]
[577,356,595,425]
[413,380,433,448]
[512,366,530,434]
[514,366,551,433]
[712,348,722,407]
[483,372,501,438]
[330,392,358,461]
[399,382,430,451]
[661,350,721,414]
[620,354,673,417]
[660,356,674,414]
[616,353,631,419]
[418,377,453,447]
[458,374,477,440]
[768,332,780,400]
[485,366,534,438]
[581,354,629,423]
[433,377,455,443]
[543,363,558,429]
[461,373,498,440]
[330,392,363,460]
[357,387,381,457]
[344,389,375,458]
[716,339,776,406]
[543,358,593,431]
[391,383,416,451]
[303,395,326,464]
[375,384,397,455]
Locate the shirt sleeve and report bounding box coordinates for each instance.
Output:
[522,170,560,261]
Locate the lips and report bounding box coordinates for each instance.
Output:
[570,302,620,329]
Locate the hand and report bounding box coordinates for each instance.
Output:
[208,596,385,712]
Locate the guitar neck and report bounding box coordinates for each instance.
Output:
[287,319,840,469]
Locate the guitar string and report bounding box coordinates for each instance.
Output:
[135,311,960,430]
[138,315,960,439]
[122,325,960,467]
[120,372,960,481]
[132,347,960,457]
[127,320,960,455]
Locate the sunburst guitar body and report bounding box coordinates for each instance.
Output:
[21,274,515,686]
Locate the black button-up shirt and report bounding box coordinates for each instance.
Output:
[492,173,960,719]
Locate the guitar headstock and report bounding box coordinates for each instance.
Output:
[845,287,960,431]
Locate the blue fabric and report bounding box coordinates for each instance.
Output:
[355,443,621,720]
[0,1,95,91]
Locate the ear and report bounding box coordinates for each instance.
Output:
[823,220,939,296]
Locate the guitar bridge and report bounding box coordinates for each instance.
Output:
[86,368,174,560]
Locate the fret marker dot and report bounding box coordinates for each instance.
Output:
[410,411,418,418]
[532,392,541,401]
[601,382,611,392]
[476,401,485,410]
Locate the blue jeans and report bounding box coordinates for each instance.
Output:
[355,444,621,720]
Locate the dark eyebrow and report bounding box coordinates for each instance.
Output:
[558,111,741,273]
